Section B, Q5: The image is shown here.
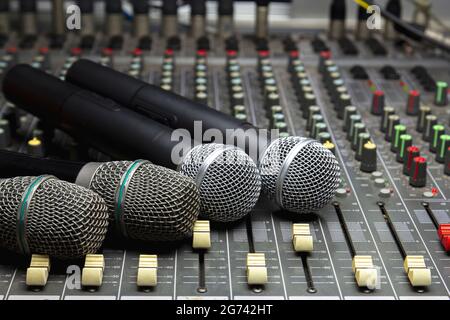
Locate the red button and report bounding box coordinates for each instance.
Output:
[438,224,450,239]
[197,49,207,57]
[102,48,113,56]
[133,48,143,56]
[320,50,331,60]
[442,236,450,251]
[39,47,49,55]
[258,50,270,57]
[71,47,82,56]
[226,50,238,57]
[164,48,174,56]
[290,50,299,58]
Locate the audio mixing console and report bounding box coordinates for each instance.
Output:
[0,0,449,302]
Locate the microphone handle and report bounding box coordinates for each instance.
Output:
[66,59,270,160]
[0,149,84,182]
[3,64,192,170]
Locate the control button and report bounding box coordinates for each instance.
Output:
[346,114,362,140]
[27,137,44,157]
[403,255,431,287]
[423,191,434,198]
[312,122,327,139]
[336,94,352,119]
[406,90,420,115]
[26,254,50,287]
[323,140,336,155]
[0,127,10,148]
[435,81,448,106]
[355,132,371,161]
[292,223,313,252]
[446,147,450,175]
[137,255,158,287]
[396,134,412,163]
[81,254,105,287]
[192,220,211,249]
[374,178,386,188]
[385,114,400,142]
[360,141,377,173]
[371,90,385,115]
[371,171,383,180]
[438,224,450,251]
[352,255,377,288]
[380,65,400,80]
[306,106,321,129]
[379,188,391,198]
[416,105,431,133]
[335,188,348,198]
[409,156,427,188]
[342,106,357,132]
[430,125,445,153]
[351,123,366,150]
[318,132,332,144]
[422,114,437,142]
[309,114,324,134]
[403,146,420,176]
[436,135,450,163]
[391,124,407,153]
[380,106,395,133]
[246,253,268,285]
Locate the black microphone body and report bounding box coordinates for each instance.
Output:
[66,59,268,159]
[3,64,192,169]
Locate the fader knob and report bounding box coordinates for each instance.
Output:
[351,123,366,150]
[436,135,450,163]
[435,81,448,106]
[371,90,385,115]
[396,134,412,163]
[355,132,371,161]
[380,106,395,133]
[409,157,427,188]
[347,114,362,140]
[360,141,377,173]
[416,105,431,133]
[430,124,445,153]
[422,114,437,142]
[342,106,357,132]
[385,114,400,142]
[445,147,450,175]
[403,146,420,176]
[406,90,420,116]
[391,124,407,153]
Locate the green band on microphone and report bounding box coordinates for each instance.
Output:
[17,175,55,255]
[115,160,150,238]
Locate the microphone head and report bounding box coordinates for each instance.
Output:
[0,176,109,260]
[259,137,341,213]
[78,161,200,241]
[179,144,262,222]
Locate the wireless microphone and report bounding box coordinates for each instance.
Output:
[3,64,261,222]
[65,59,341,214]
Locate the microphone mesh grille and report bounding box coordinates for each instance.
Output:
[180,144,262,222]
[0,177,109,259]
[260,137,340,213]
[88,161,200,241]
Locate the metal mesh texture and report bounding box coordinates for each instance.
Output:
[0,176,109,259]
[88,161,200,241]
[259,137,341,213]
[179,144,262,222]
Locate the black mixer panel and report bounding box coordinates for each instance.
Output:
[0,0,449,303]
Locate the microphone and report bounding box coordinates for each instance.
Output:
[2,65,261,222]
[0,175,109,260]
[65,59,341,214]
[0,150,200,241]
